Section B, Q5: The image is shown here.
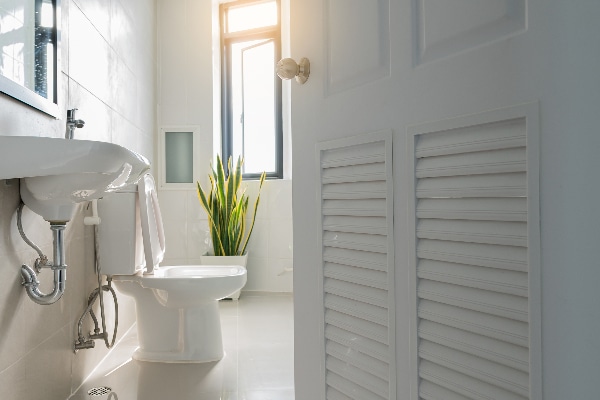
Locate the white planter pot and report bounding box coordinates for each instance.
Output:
[200,254,248,300]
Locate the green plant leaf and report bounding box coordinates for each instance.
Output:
[226,156,235,229]
[196,155,265,257]
[241,171,266,255]
[197,179,226,256]
[215,155,227,215]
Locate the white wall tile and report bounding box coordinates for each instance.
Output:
[111,58,138,123]
[244,256,269,292]
[267,179,293,220]
[158,190,188,222]
[268,258,294,293]
[111,112,144,156]
[187,188,207,221]
[244,180,270,218]
[0,249,28,372]
[187,219,211,260]
[69,4,113,105]
[139,131,156,167]
[0,356,27,400]
[72,0,111,40]
[245,217,269,259]
[268,218,293,260]
[163,218,187,260]
[25,325,74,400]
[110,0,136,70]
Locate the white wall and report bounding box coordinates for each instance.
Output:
[156,0,293,293]
[0,1,156,398]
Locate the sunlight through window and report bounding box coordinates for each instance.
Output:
[226,1,277,33]
[221,0,282,178]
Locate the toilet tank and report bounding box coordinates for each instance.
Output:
[97,190,144,276]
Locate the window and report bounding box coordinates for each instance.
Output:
[221,0,283,179]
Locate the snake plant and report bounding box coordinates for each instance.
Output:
[196,155,266,256]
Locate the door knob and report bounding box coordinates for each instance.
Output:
[276,57,310,84]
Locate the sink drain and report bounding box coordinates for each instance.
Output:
[87,386,112,396]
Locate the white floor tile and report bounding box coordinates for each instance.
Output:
[68,293,294,400]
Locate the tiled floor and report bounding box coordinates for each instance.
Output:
[68,293,294,400]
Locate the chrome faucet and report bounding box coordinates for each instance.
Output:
[65,108,85,139]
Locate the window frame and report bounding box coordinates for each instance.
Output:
[220,0,283,180]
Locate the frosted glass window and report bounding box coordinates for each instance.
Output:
[165,131,193,183]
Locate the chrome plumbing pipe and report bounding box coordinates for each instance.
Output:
[65,108,85,139]
[19,212,68,305]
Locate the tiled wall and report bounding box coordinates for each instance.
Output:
[156,0,293,293]
[0,1,156,399]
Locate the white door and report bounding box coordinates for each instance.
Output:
[290,1,600,400]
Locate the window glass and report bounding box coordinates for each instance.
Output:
[226,1,277,33]
[221,0,282,179]
[230,39,276,173]
[165,131,194,183]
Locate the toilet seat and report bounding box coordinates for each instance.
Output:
[114,265,247,305]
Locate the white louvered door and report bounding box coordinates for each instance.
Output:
[287,0,575,397]
[317,131,395,400]
[409,106,540,400]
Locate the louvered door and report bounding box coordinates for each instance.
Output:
[317,131,395,400]
[409,106,541,400]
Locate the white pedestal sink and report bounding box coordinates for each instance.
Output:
[0,136,150,221]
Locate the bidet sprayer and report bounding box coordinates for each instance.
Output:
[66,108,85,139]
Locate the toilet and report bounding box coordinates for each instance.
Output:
[96,173,246,363]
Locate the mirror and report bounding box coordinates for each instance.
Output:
[0,0,60,118]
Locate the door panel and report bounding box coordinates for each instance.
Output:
[317,132,396,400]
[290,0,600,399]
[325,0,390,94]
[415,0,526,65]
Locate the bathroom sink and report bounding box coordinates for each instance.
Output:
[0,136,150,222]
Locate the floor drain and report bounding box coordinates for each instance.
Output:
[87,386,112,396]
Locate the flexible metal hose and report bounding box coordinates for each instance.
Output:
[94,222,118,349]
[17,202,49,269]
[90,278,118,349]
[74,220,118,350]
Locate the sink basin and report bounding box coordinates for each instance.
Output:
[0,136,150,221]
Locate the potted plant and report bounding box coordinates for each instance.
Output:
[196,155,266,299]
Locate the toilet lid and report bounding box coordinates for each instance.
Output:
[138,173,166,274]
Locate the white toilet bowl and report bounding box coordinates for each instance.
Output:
[97,174,247,363]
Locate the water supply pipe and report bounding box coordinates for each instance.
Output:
[74,207,119,352]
